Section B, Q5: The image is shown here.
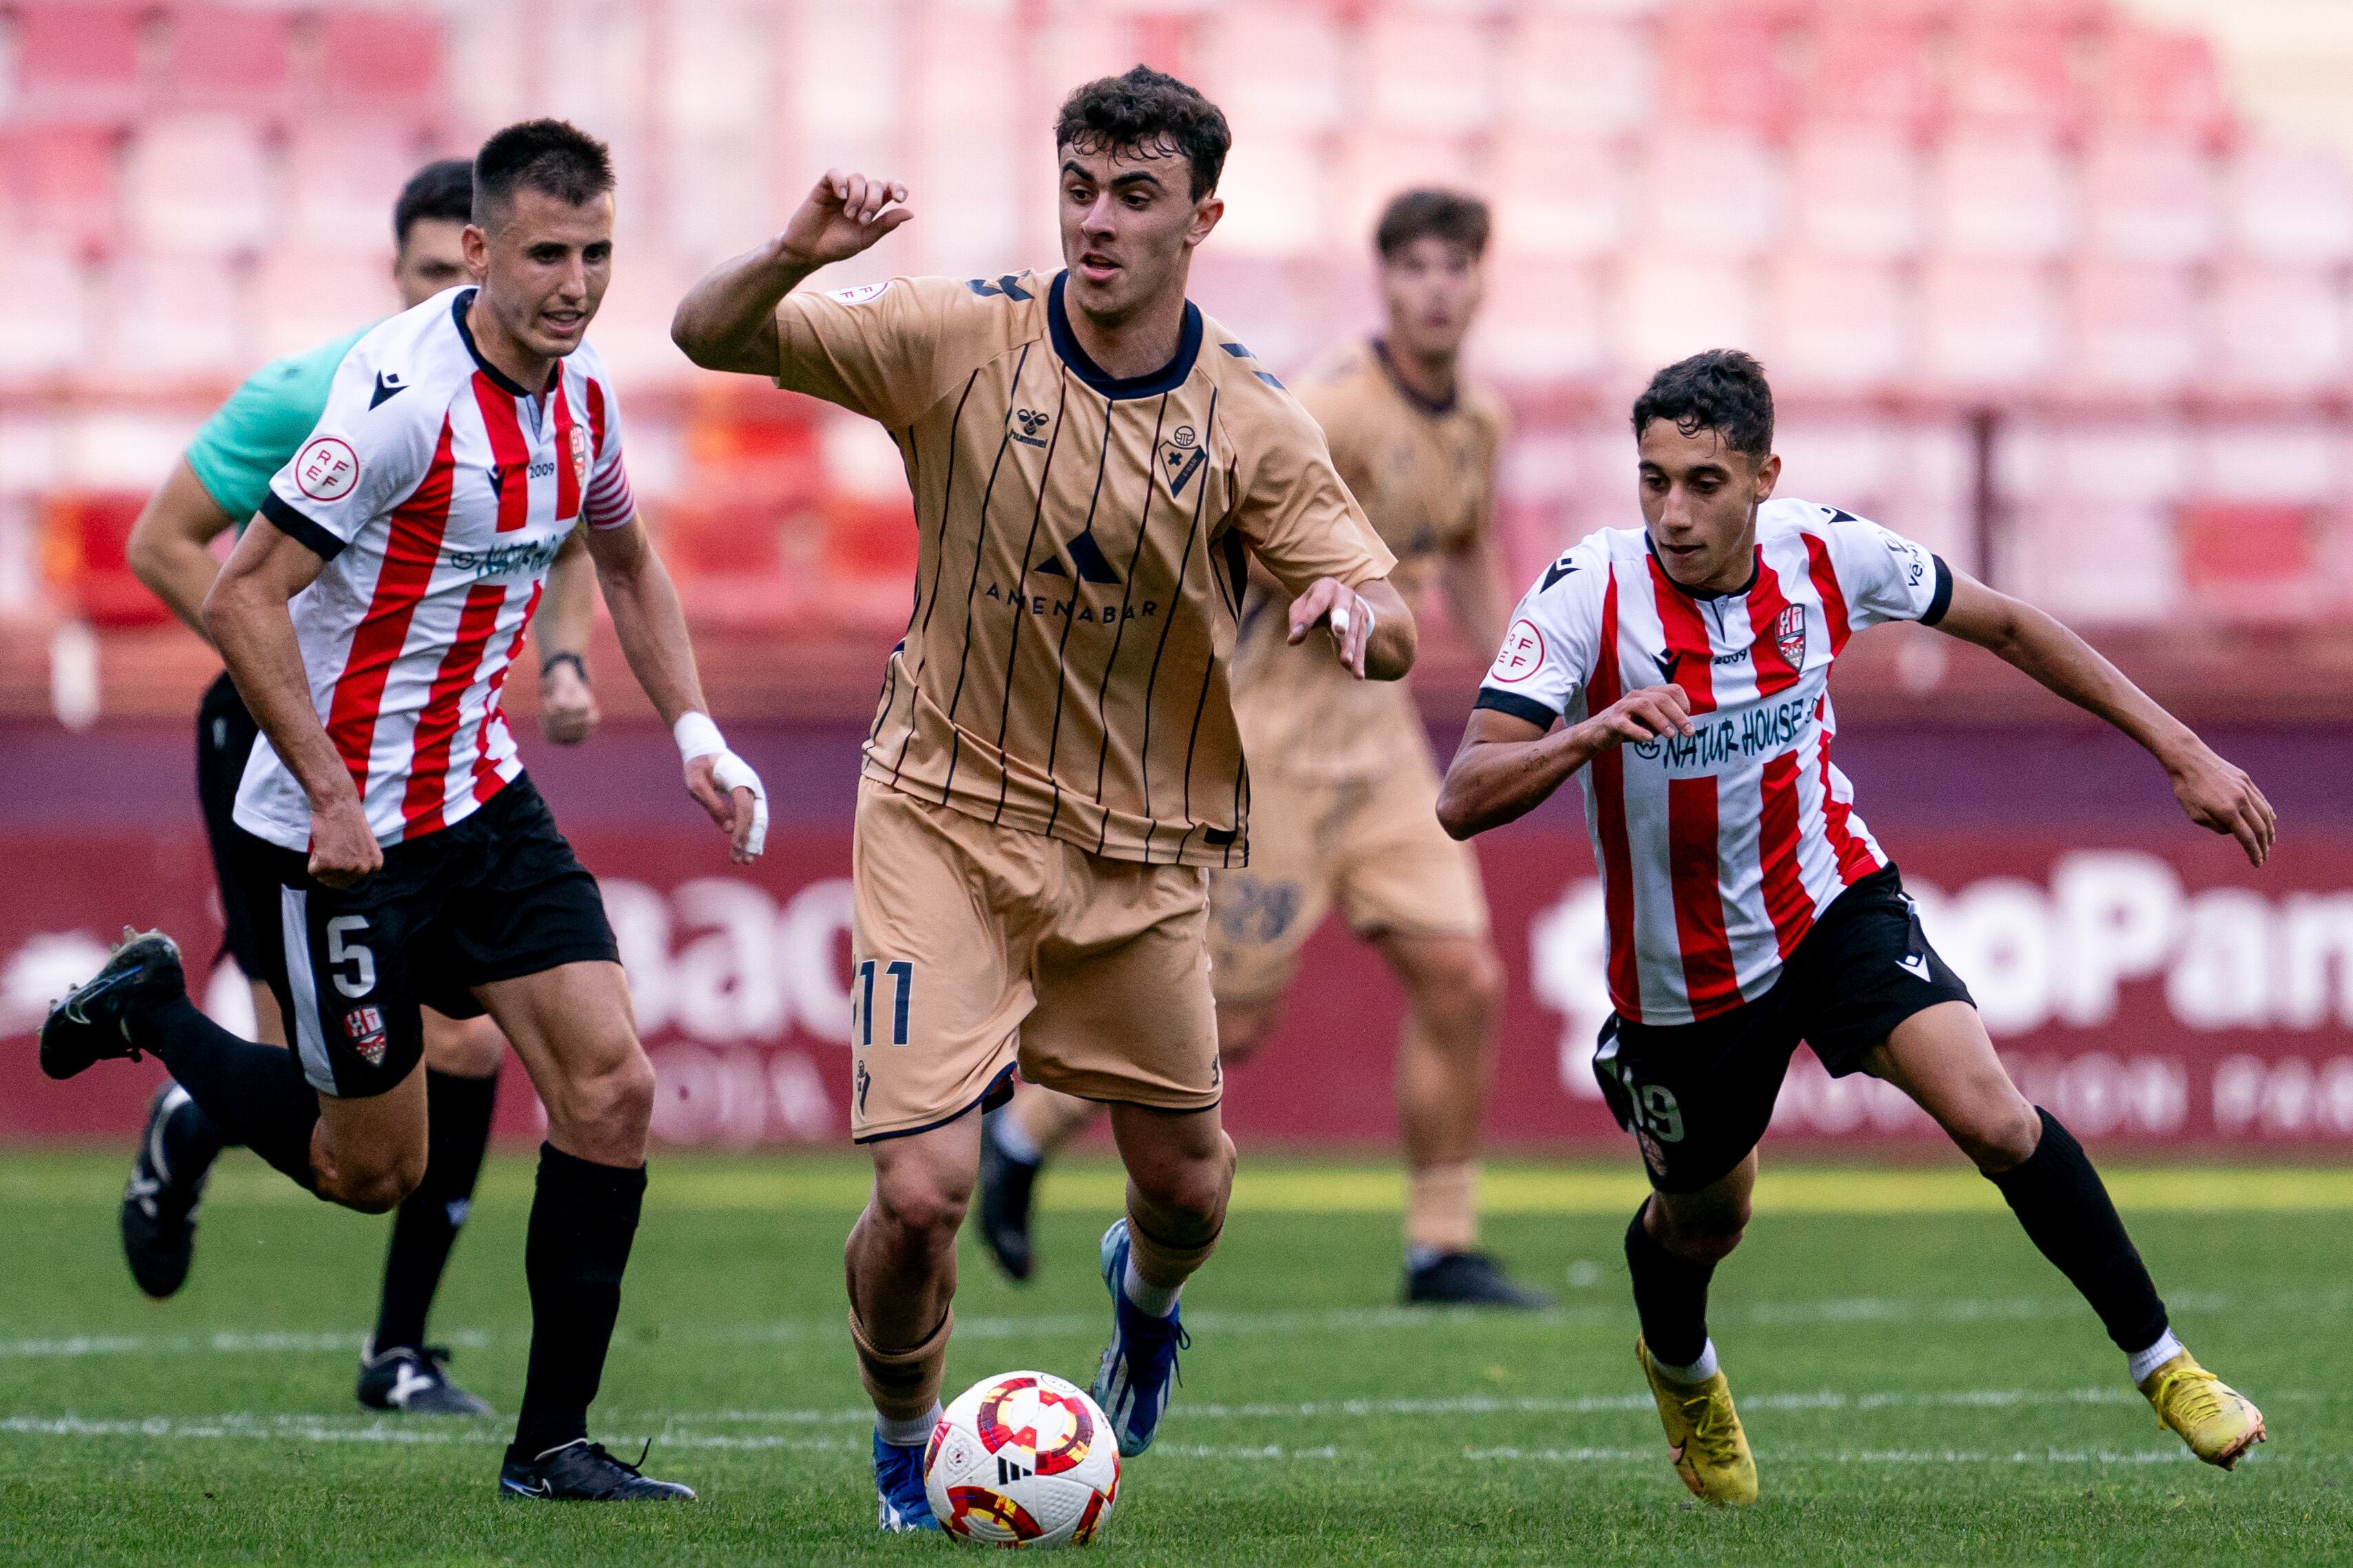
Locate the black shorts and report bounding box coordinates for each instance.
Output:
[227,776,619,1098]
[1592,864,1973,1193]
[196,672,270,975]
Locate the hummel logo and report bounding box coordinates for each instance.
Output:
[1010,407,1050,449]
[1896,953,1934,982]
[369,371,407,409]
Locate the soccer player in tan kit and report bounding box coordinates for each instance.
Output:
[673,67,1417,1531]
[983,191,1549,1308]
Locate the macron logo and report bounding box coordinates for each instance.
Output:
[1896,954,1934,983]
[369,371,407,410]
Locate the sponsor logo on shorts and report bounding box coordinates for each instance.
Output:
[342,1005,388,1067]
[293,437,360,502]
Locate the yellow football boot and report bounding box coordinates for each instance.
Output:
[1637,1337,1757,1505]
[2141,1351,2266,1470]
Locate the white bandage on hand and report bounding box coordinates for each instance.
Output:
[674,711,769,856]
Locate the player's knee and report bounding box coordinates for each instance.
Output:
[1214,1001,1278,1065]
[559,1047,656,1147]
[1409,942,1503,1038]
[1130,1135,1234,1235]
[318,1147,426,1214]
[1949,1094,2042,1174]
[872,1162,972,1246]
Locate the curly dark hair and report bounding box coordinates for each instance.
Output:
[1055,65,1231,201]
[1374,189,1491,261]
[473,118,614,227]
[393,158,473,247]
[1632,350,1775,461]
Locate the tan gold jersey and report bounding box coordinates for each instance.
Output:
[775,270,1396,868]
[1232,339,1509,780]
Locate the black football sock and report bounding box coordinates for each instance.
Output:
[510,1143,646,1460]
[1624,1204,1715,1369]
[129,997,318,1191]
[372,1067,499,1356]
[1987,1107,2169,1355]
[161,1086,230,1170]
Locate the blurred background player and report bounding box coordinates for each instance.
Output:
[1439,351,2270,1504]
[981,189,1547,1308]
[116,158,603,1418]
[43,120,768,1502]
[672,66,1415,1531]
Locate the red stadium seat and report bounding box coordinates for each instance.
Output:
[41,493,174,628]
[1767,254,1909,393]
[2175,503,2319,623]
[2225,139,2353,266]
[8,0,147,122]
[1199,6,1346,134]
[2063,260,2201,397]
[1635,126,1784,258]
[1498,11,1655,139]
[1611,251,1760,375]
[313,10,443,109]
[1918,258,2060,392]
[2013,497,2179,623]
[2080,132,2219,264]
[123,115,271,256]
[282,118,440,255]
[95,252,247,377]
[1491,138,1629,262]
[157,4,292,112]
[1796,0,1941,136]
[1657,0,1796,131]
[1473,256,1605,386]
[1365,10,1493,136]
[1338,128,1478,257]
[2095,25,2232,143]
[1787,126,1923,260]
[251,248,400,362]
[1,125,126,249]
[1946,1,2092,135]
[0,240,92,382]
[1210,132,1331,260]
[2206,264,2350,397]
[1930,130,2075,260]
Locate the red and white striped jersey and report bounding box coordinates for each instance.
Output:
[235,287,635,851]
[1478,499,1952,1026]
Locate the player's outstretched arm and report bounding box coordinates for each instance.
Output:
[205,522,382,888]
[671,169,911,376]
[128,459,238,645]
[1435,685,1694,840]
[533,526,601,745]
[1287,576,1417,680]
[1933,569,2276,866]
[581,518,768,864]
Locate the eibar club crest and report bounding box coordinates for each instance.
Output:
[1774,603,1807,669]
[1157,424,1207,497]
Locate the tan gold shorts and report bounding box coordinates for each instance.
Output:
[1207,751,1489,1007]
[849,779,1221,1142]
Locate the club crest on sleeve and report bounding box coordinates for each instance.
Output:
[1491,618,1546,684]
[342,1005,388,1067]
[568,421,591,491]
[293,437,360,503]
[1774,603,1807,668]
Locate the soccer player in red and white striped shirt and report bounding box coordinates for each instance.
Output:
[1440,351,2271,1501]
[41,121,764,1503]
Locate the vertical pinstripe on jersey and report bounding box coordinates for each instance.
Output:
[940,342,1037,777]
[1088,393,1171,854]
[888,368,982,788]
[1136,389,1219,864]
[279,886,335,1093]
[1037,396,1122,839]
[1586,568,1641,1016]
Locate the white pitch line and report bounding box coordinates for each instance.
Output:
[0,1286,2313,1363]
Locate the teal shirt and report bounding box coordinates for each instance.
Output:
[184,326,373,529]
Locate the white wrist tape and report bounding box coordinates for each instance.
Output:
[674,713,769,855]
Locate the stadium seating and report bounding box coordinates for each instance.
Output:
[3,0,2350,667]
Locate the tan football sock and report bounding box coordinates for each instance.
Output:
[1405,1161,1480,1255]
[848,1304,953,1423]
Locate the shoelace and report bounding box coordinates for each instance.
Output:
[1676,1389,1742,1465]
[2153,1367,2229,1430]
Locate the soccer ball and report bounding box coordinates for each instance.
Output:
[924,1370,1120,1547]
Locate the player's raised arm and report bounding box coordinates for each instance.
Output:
[670,170,911,375]
[1931,569,2277,866]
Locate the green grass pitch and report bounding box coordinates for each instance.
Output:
[3,1149,2349,1565]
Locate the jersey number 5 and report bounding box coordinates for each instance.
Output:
[856,959,913,1047]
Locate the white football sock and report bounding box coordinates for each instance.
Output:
[2128,1329,2185,1388]
[991,1110,1042,1167]
[1122,1254,1182,1318]
[877,1401,942,1448]
[1652,1339,1719,1386]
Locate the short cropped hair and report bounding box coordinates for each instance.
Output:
[473,118,614,229]
[1375,189,1491,262]
[1055,65,1231,201]
[393,158,473,247]
[1632,350,1775,461]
